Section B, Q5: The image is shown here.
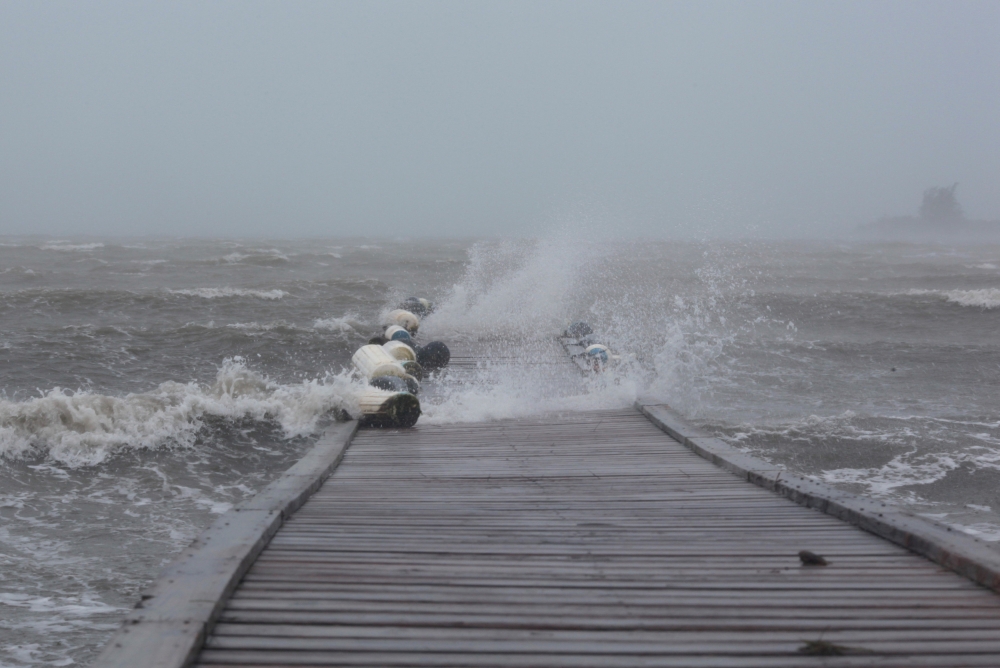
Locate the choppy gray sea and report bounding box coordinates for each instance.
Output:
[2,234,1000,666]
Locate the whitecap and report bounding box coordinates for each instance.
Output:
[169,288,288,300]
[0,593,119,616]
[313,315,365,333]
[940,288,1000,309]
[900,288,1000,309]
[949,521,1000,541]
[226,321,298,332]
[820,451,959,496]
[0,359,362,467]
[40,242,104,252]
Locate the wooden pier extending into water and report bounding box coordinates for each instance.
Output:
[95,343,1000,667]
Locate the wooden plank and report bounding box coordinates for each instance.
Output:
[237,576,970,590]
[217,600,1000,617]
[208,624,1000,642]
[226,592,1000,607]
[216,609,1000,628]
[229,591,995,605]
[253,548,906,558]
[202,635,1000,654]
[193,649,1000,667]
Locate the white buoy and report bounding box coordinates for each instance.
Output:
[356,388,421,428]
[385,309,420,333]
[584,343,613,371]
[382,340,416,362]
[352,345,415,382]
[384,325,414,344]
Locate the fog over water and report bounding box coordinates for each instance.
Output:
[2,3,1000,667]
[1,1,999,237]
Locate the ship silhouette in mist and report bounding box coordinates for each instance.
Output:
[858,184,1000,242]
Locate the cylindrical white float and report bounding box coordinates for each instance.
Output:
[353,345,415,381]
[384,325,414,344]
[383,340,416,361]
[385,309,420,333]
[585,343,611,370]
[353,344,420,394]
[356,389,421,428]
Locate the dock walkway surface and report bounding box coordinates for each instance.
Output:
[94,341,1000,667]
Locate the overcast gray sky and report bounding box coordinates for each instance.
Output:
[1,1,997,238]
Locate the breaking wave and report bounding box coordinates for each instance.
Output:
[39,242,105,252]
[819,430,1000,498]
[940,288,1000,309]
[419,236,744,423]
[169,287,288,300]
[904,288,1000,309]
[719,412,1000,503]
[313,314,367,334]
[214,249,292,266]
[0,359,361,467]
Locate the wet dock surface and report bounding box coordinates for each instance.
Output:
[193,409,1000,667]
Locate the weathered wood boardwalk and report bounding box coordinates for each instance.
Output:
[190,409,1000,667]
[93,336,1000,667]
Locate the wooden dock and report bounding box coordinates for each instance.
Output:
[95,344,1000,667]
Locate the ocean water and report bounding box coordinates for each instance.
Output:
[2,234,1000,665]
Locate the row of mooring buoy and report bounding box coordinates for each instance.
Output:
[563,321,620,372]
[351,298,451,429]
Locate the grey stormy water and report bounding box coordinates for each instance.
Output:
[1,235,1000,665]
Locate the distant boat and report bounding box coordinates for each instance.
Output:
[857,184,1000,242]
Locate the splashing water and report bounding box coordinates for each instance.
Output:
[0,359,363,467]
[4,235,1000,665]
[419,235,750,422]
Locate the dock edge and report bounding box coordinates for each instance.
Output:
[90,420,359,668]
[637,400,1000,593]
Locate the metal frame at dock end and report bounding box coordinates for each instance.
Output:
[637,400,1000,594]
[91,420,359,668]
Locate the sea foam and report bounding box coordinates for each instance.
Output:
[169,288,288,300]
[940,288,1000,309]
[39,242,105,252]
[418,236,735,423]
[905,288,1000,309]
[0,359,361,467]
[313,314,366,333]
